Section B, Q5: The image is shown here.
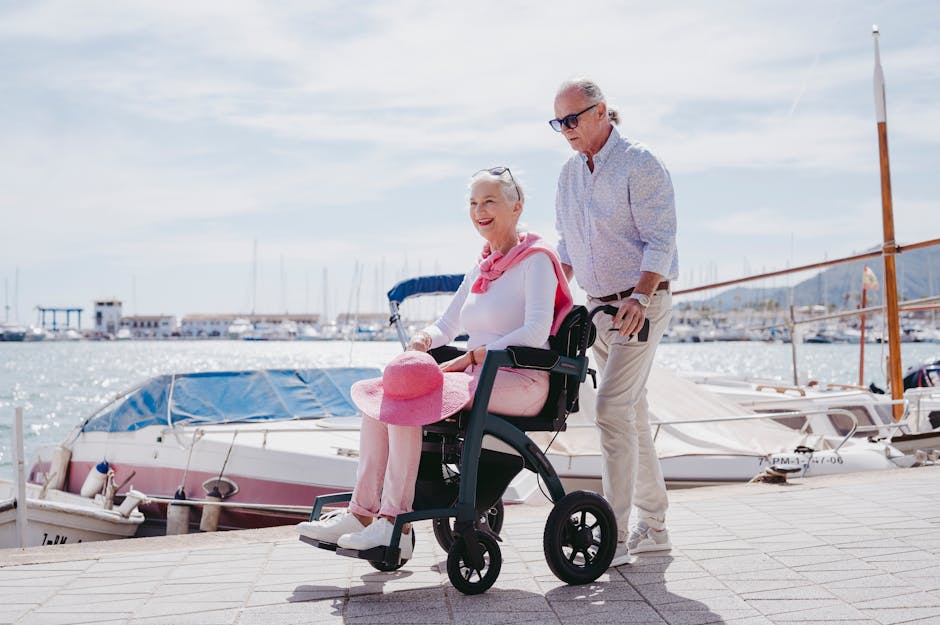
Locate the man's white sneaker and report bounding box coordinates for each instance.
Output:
[337,517,413,561]
[609,542,636,567]
[296,510,366,544]
[627,521,671,554]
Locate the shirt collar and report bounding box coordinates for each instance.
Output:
[578,125,620,169]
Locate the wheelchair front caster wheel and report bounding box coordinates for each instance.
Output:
[432,499,504,551]
[543,491,616,585]
[368,529,416,572]
[446,530,501,595]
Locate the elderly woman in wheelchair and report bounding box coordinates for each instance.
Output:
[297,167,618,594]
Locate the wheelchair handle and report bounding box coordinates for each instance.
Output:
[578,304,649,356]
[577,305,621,354]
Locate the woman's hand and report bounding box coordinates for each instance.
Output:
[440,353,471,372]
[408,339,428,352]
[408,331,432,352]
[439,346,483,372]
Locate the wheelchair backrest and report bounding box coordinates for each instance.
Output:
[498,305,593,432]
[547,304,595,414]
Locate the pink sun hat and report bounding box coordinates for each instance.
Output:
[350,351,474,426]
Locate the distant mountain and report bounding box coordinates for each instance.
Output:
[683,245,940,312]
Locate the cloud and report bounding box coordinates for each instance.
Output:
[2,1,939,315]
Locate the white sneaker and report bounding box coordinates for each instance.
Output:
[627,521,671,554]
[296,510,366,544]
[337,517,413,561]
[610,541,636,567]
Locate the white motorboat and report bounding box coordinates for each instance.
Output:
[531,367,912,490]
[683,370,940,465]
[29,368,386,532]
[0,480,144,548]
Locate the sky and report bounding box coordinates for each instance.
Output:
[1,1,939,324]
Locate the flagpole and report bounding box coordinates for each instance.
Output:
[872,26,904,419]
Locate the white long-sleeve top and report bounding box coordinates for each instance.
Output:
[423,253,558,352]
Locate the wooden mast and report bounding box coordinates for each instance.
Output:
[872,26,904,419]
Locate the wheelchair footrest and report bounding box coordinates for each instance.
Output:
[299,534,403,566]
[336,544,401,565]
[298,535,338,551]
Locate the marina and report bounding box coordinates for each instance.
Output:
[2,3,940,622]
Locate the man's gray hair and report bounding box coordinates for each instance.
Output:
[558,78,620,126]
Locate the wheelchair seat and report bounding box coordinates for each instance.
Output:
[425,304,595,434]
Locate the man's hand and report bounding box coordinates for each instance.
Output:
[612,298,647,337]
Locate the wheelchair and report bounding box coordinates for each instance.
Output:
[299,304,619,595]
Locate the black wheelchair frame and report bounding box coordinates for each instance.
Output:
[300,304,621,595]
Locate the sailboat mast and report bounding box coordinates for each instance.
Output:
[872,26,904,419]
[251,238,258,316]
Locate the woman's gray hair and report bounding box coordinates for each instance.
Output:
[469,168,525,204]
[558,78,620,126]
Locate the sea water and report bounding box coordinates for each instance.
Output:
[1,340,938,479]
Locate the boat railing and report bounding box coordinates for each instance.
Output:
[647,408,860,453]
[729,388,886,408]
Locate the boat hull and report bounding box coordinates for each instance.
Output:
[0,483,144,548]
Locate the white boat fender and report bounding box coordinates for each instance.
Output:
[118,488,147,517]
[199,486,224,532]
[166,487,191,535]
[80,461,110,498]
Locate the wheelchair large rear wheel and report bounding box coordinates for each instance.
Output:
[446,530,502,595]
[543,491,616,584]
[432,499,504,551]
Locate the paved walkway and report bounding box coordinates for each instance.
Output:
[1,465,940,625]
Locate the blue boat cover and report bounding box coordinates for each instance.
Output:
[386,274,465,305]
[81,368,381,433]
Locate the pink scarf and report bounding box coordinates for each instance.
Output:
[471,232,574,335]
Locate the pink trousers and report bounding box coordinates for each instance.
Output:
[348,366,549,518]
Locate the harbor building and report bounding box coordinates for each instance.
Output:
[179,313,321,339]
[94,299,122,336]
[120,314,177,339]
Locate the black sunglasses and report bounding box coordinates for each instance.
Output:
[548,103,599,132]
[474,166,521,202]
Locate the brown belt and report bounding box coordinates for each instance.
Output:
[596,281,670,303]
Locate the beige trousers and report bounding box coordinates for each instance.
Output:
[588,290,672,541]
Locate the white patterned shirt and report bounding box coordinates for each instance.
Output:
[555,126,678,298]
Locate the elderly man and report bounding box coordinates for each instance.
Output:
[551,78,678,567]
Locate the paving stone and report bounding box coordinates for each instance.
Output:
[745,598,846,616]
[454,613,560,625]
[236,600,345,625]
[0,604,39,623]
[857,606,940,624]
[126,607,239,625]
[18,611,131,625]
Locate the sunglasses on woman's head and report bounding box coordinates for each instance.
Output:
[473,166,521,202]
[548,103,598,132]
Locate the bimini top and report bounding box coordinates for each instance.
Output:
[81,368,381,433]
[386,274,464,306]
